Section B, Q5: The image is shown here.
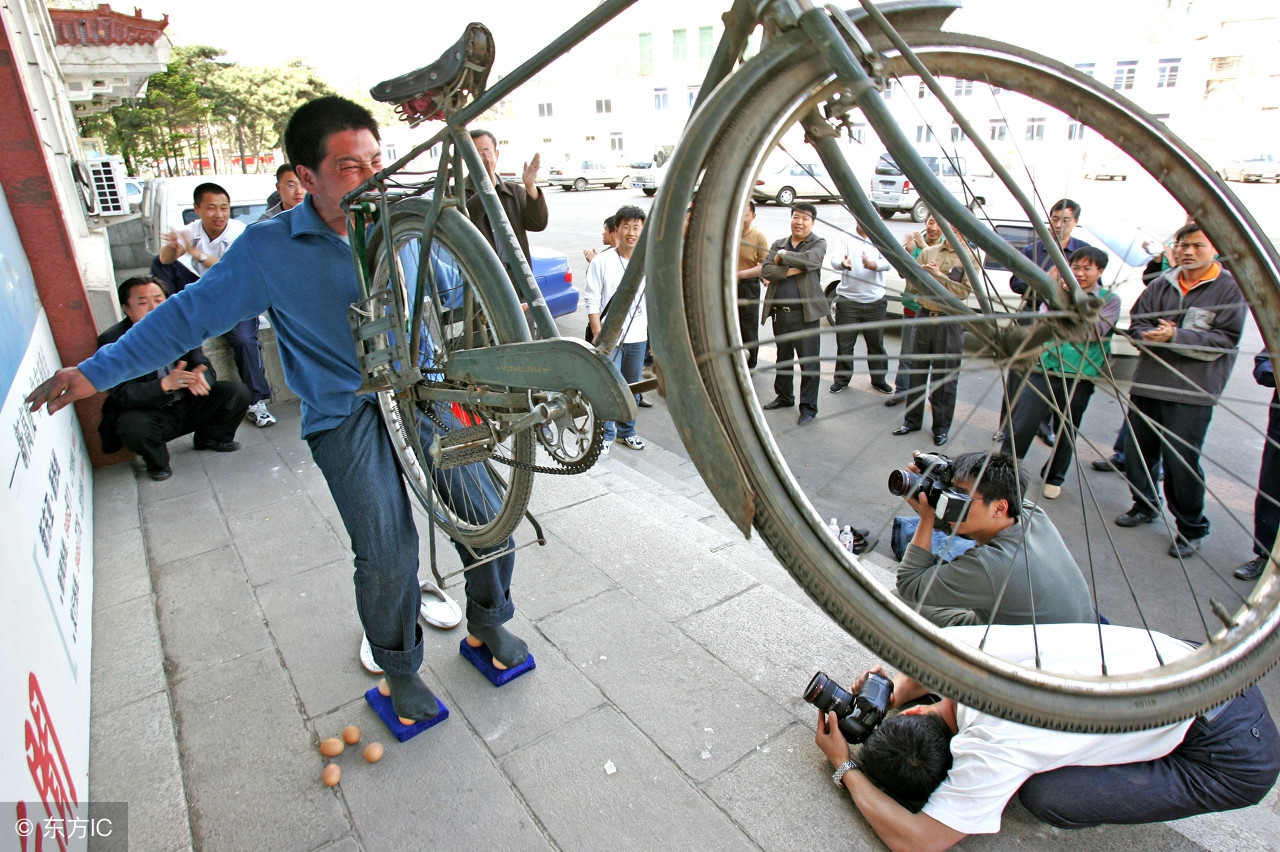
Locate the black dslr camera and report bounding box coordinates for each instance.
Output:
[887,451,972,525]
[804,671,894,743]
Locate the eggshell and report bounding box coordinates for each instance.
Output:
[319,737,344,757]
[377,679,390,697]
[364,742,384,763]
[342,725,361,745]
[322,764,341,787]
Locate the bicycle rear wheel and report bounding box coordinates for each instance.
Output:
[655,26,1280,730]
[366,202,535,550]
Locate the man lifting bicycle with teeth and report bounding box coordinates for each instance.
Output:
[27,96,527,726]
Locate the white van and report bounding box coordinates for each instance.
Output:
[869,153,986,222]
[141,173,278,255]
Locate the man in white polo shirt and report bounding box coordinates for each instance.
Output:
[158,181,276,427]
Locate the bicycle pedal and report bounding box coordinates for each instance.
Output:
[429,423,495,469]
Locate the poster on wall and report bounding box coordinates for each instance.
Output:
[0,179,96,850]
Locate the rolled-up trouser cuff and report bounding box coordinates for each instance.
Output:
[369,622,424,678]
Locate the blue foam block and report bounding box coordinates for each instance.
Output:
[459,638,536,686]
[363,686,448,743]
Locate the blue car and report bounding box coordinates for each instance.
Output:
[530,245,579,317]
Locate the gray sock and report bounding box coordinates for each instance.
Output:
[385,673,440,722]
[471,624,528,668]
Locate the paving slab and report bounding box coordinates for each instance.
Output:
[524,461,610,514]
[92,525,151,610]
[152,545,272,683]
[89,594,168,720]
[312,696,552,851]
[140,488,232,566]
[88,691,193,852]
[135,449,211,506]
[226,492,348,586]
[539,587,694,673]
[502,706,754,851]
[171,648,348,851]
[508,532,617,623]
[200,443,306,514]
[92,463,140,533]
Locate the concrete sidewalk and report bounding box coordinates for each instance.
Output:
[88,400,1279,851]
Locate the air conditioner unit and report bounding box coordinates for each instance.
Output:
[85,155,129,216]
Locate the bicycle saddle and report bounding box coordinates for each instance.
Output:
[371,23,495,126]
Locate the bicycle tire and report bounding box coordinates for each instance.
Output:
[365,202,535,550]
[661,28,1280,731]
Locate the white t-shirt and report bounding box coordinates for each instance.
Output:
[177,218,246,277]
[922,624,1196,835]
[583,247,647,344]
[830,235,890,302]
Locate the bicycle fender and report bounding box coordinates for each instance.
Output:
[444,338,635,422]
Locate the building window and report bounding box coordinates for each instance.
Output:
[654,88,669,110]
[687,86,700,108]
[950,124,966,142]
[1075,62,1096,78]
[537,102,553,118]
[596,99,612,114]
[918,81,928,99]
[1067,122,1085,140]
[849,123,866,144]
[610,132,624,151]
[989,120,1007,141]
[542,138,552,144]
[1157,58,1180,89]
[1113,60,1137,90]
[882,81,893,99]
[1025,118,1045,141]
[673,28,687,61]
[915,125,934,143]
[584,135,595,141]
[1154,113,1171,124]
[953,79,973,97]
[699,26,713,61]
[639,33,653,75]
[1209,55,1241,77]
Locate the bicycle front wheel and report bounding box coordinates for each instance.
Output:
[657,26,1280,731]
[366,202,535,550]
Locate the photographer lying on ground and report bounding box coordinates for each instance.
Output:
[893,451,1094,626]
[813,623,1280,852]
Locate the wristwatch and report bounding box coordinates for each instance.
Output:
[832,758,858,787]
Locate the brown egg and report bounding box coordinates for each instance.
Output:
[342,725,361,745]
[319,737,344,757]
[377,679,390,697]
[322,763,341,787]
[364,742,384,763]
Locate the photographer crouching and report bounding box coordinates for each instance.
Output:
[809,624,1280,852]
[891,451,1093,627]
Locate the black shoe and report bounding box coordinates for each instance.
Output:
[871,381,894,394]
[1169,536,1204,559]
[148,467,172,481]
[636,396,654,408]
[1091,457,1123,473]
[885,395,905,407]
[194,439,240,453]
[829,383,847,394]
[1236,556,1269,581]
[762,398,794,410]
[1115,507,1159,527]
[1038,430,1056,448]
[992,430,1008,443]
[892,425,919,436]
[798,412,816,426]
[933,432,949,446]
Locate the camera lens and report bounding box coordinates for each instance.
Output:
[804,671,855,718]
[887,469,920,497]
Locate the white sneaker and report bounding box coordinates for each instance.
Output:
[247,400,276,427]
[600,440,613,456]
[621,435,646,450]
[359,634,384,674]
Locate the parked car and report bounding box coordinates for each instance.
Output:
[124,177,145,210]
[630,161,668,196]
[752,161,841,206]
[547,160,630,191]
[529,245,578,316]
[1221,154,1280,183]
[869,153,986,222]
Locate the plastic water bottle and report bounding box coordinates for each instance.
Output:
[839,525,856,552]
[828,517,840,539]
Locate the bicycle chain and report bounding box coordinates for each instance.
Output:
[426,404,605,475]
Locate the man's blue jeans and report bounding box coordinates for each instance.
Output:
[606,341,646,442]
[308,397,514,677]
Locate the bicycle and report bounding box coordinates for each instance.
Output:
[343,0,1280,733]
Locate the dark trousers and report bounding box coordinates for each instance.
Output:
[1254,389,1280,557]
[902,315,963,434]
[224,317,273,403]
[114,380,250,473]
[1018,685,1280,828]
[1125,395,1214,539]
[1003,372,1096,486]
[771,309,820,416]
[832,296,888,386]
[739,277,761,370]
[892,312,917,395]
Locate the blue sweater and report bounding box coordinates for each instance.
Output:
[81,196,364,437]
